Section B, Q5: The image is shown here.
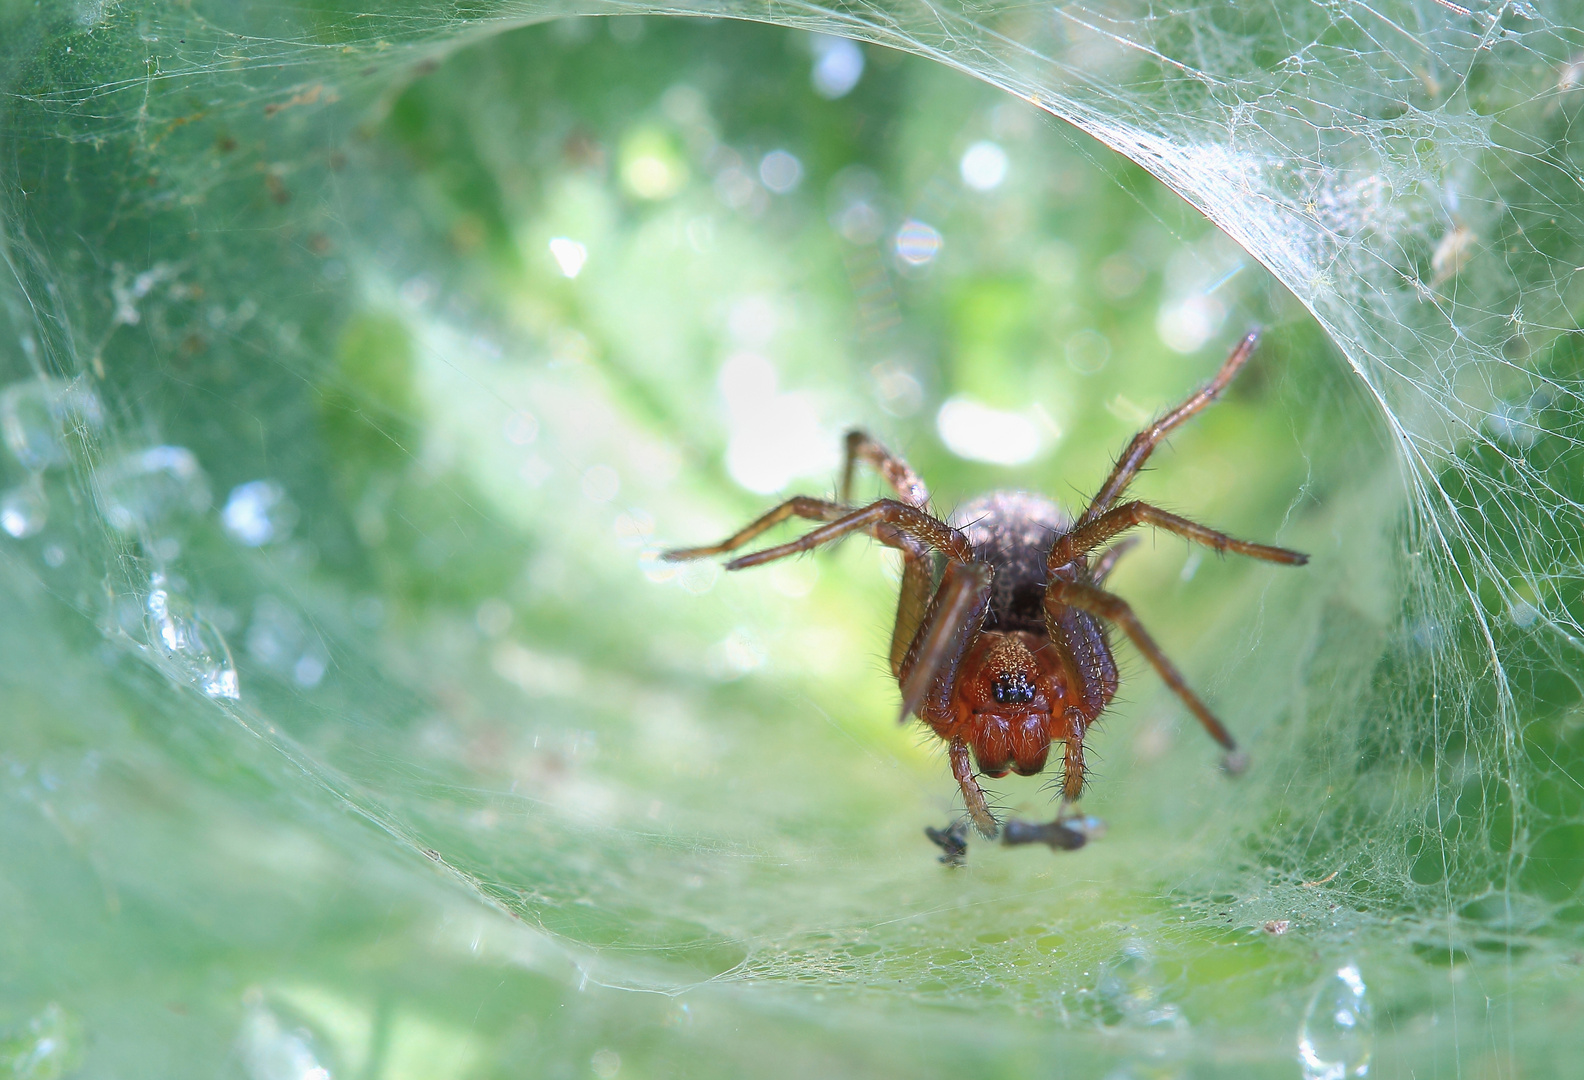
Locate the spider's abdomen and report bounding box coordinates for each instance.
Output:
[950,491,1068,634]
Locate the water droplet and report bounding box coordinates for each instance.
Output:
[1079,942,1187,1079]
[0,482,47,538]
[759,149,803,194]
[0,378,104,471]
[0,1002,80,1080]
[238,992,332,1080]
[145,573,240,699]
[503,411,538,445]
[99,445,211,534]
[1298,963,1373,1080]
[222,480,296,546]
[1093,941,1186,1034]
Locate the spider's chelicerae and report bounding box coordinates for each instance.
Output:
[665,331,1306,860]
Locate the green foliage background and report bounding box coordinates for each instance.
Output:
[2,1,1582,1077]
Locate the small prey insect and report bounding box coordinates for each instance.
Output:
[664,331,1307,859]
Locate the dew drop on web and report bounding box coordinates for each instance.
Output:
[144,572,240,700]
[98,445,211,535]
[238,990,331,1080]
[1298,962,1372,1080]
[1094,941,1186,1034]
[1081,941,1188,1079]
[222,479,296,546]
[0,481,47,538]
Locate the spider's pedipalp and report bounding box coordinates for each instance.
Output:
[949,736,999,838]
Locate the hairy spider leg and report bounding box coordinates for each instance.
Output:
[1049,500,1308,569]
[949,736,997,838]
[710,497,990,731]
[838,430,936,676]
[1033,329,1299,800]
[890,552,934,680]
[841,430,930,509]
[721,500,975,570]
[895,560,993,726]
[1045,580,1239,755]
[1079,329,1261,527]
[704,498,990,748]
[662,496,852,561]
[662,497,943,673]
[1059,716,1089,803]
[897,562,995,836]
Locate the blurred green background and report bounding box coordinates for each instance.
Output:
[3,2,1584,1077]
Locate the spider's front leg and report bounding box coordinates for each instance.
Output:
[1079,329,1260,525]
[893,558,997,843]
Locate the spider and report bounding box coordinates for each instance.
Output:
[664,331,1307,858]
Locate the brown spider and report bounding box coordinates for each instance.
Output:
[665,331,1306,857]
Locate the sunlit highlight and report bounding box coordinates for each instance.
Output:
[548,237,588,278]
[936,396,1048,465]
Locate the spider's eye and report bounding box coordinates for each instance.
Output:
[992,672,1035,705]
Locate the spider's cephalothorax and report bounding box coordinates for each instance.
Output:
[931,493,1112,782]
[664,332,1307,857]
